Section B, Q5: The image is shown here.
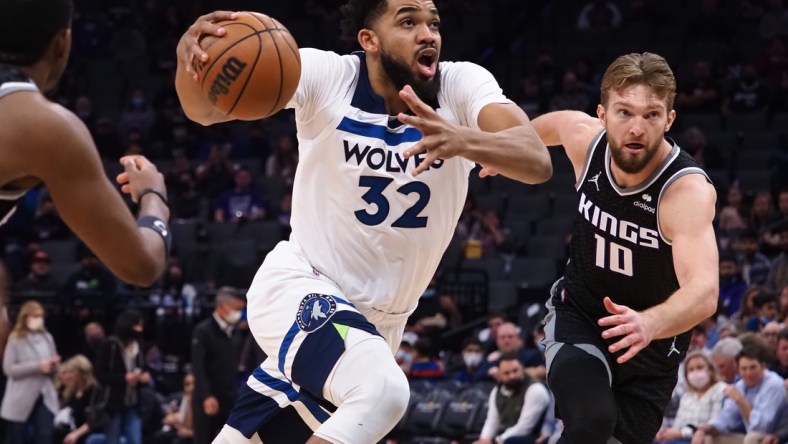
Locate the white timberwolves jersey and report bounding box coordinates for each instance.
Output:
[285,49,511,325]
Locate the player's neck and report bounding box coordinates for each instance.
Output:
[609,139,672,188]
[16,64,49,92]
[365,57,409,116]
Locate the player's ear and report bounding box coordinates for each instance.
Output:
[51,28,71,59]
[666,109,676,132]
[596,103,606,124]
[54,29,71,58]
[358,29,380,53]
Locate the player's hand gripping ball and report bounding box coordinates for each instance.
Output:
[195,12,301,120]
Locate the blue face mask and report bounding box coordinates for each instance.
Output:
[395,350,413,363]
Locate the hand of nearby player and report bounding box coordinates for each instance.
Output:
[177,11,239,81]
[116,155,167,204]
[397,85,467,176]
[598,297,656,364]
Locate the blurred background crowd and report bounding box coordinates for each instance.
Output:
[1,0,788,443]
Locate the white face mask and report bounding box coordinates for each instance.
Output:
[463,352,483,368]
[223,309,242,325]
[687,369,711,390]
[26,317,44,332]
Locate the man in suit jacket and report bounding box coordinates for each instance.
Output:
[191,287,246,444]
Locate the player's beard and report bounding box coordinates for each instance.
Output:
[608,136,663,174]
[381,48,442,109]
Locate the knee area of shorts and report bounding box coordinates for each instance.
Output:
[563,408,616,443]
[332,337,410,418]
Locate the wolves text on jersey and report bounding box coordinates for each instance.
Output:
[578,192,659,249]
[343,140,444,173]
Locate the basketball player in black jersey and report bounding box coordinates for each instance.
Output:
[531,53,719,443]
[0,0,170,286]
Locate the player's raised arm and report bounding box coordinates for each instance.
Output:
[398,88,553,185]
[175,10,239,126]
[468,101,552,184]
[27,98,170,287]
[639,174,719,339]
[530,110,603,177]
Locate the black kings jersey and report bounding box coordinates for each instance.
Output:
[557,130,710,374]
[0,65,37,225]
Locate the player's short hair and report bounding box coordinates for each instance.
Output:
[600,52,677,112]
[340,0,389,41]
[0,0,73,65]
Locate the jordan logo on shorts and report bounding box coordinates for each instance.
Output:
[667,337,681,357]
[296,293,337,332]
[588,171,601,191]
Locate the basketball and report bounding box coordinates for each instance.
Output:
[194,12,301,120]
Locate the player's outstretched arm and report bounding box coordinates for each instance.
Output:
[398,86,552,184]
[530,110,602,177]
[175,10,238,126]
[641,174,719,338]
[28,100,170,287]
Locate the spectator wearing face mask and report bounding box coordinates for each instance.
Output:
[693,346,785,444]
[94,309,150,444]
[450,337,487,384]
[655,351,726,443]
[190,287,246,444]
[1,301,60,444]
[394,334,417,375]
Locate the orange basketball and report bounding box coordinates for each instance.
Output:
[194,12,301,120]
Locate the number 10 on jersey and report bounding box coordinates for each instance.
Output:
[594,234,633,276]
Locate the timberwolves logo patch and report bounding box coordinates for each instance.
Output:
[296,294,337,332]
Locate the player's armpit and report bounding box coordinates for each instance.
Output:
[26,101,166,286]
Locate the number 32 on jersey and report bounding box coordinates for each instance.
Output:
[354,175,431,228]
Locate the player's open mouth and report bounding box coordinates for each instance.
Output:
[624,143,644,151]
[416,49,438,78]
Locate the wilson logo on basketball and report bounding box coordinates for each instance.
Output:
[207,57,248,105]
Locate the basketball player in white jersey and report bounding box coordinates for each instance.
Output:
[175,1,552,443]
[0,0,170,286]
